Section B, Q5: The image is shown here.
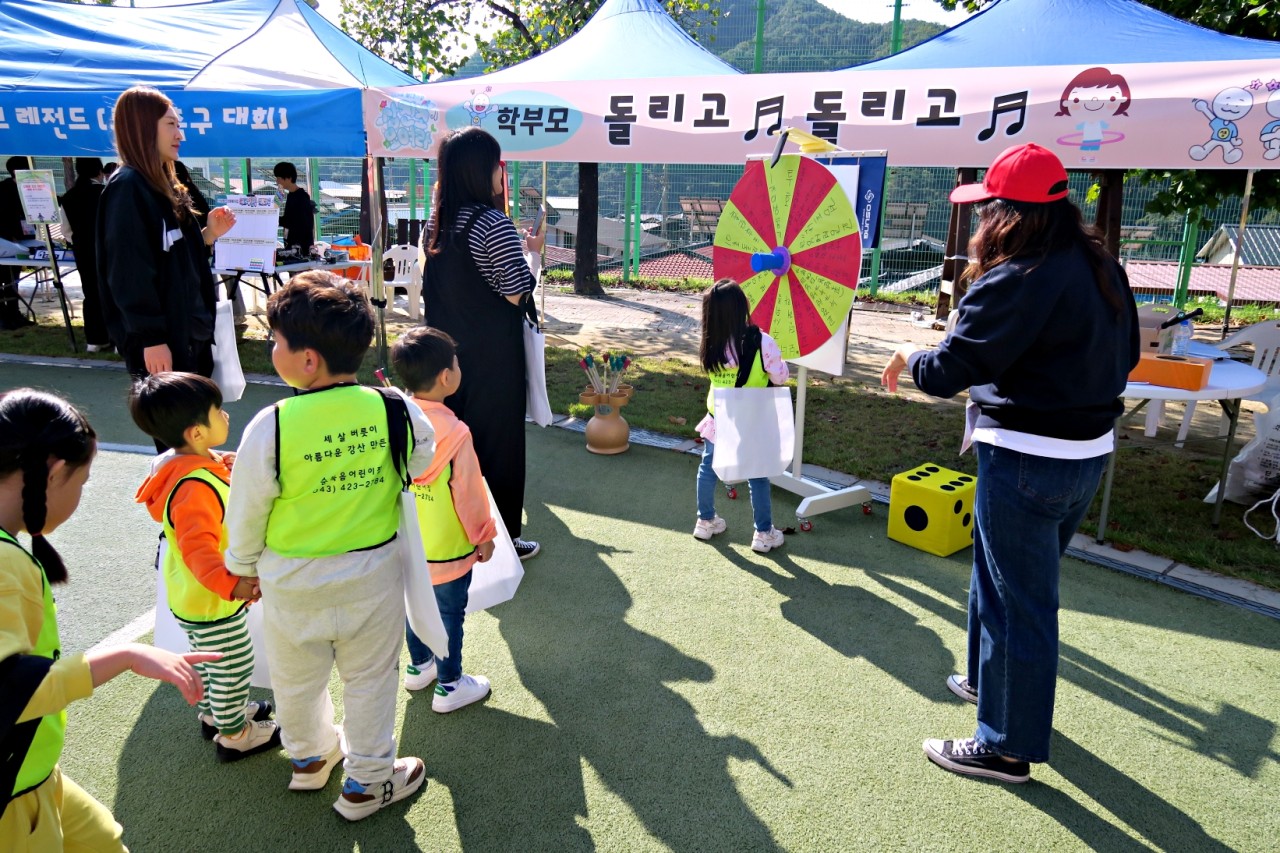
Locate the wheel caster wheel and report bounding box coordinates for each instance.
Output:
[862,503,873,516]
[726,486,738,500]
[799,519,813,532]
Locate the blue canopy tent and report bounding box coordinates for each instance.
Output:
[0,0,415,156]
[859,0,1280,71]
[474,0,740,82]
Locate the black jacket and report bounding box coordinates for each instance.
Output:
[60,177,104,259]
[96,166,215,355]
[909,245,1140,441]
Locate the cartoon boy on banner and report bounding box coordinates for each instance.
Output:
[1190,87,1253,164]
[463,87,496,126]
[1260,88,1280,160]
[1055,67,1131,164]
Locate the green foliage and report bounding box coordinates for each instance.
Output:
[339,0,719,80]
[935,0,1280,226]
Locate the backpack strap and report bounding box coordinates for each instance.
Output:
[377,387,414,489]
[735,325,763,388]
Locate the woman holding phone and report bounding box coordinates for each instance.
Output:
[421,127,545,561]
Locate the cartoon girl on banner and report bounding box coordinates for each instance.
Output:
[1259,89,1280,160]
[1190,87,1253,163]
[1055,67,1131,164]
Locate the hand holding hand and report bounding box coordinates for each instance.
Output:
[215,450,237,471]
[476,539,496,563]
[231,577,261,601]
[143,344,173,374]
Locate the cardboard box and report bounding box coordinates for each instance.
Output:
[1128,352,1212,391]
[1136,305,1177,353]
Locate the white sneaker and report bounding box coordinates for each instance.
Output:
[693,516,727,540]
[432,673,491,714]
[214,719,281,762]
[288,733,345,791]
[200,699,273,740]
[332,756,426,821]
[751,527,786,553]
[404,659,437,691]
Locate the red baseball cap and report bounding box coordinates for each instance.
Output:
[950,143,1070,205]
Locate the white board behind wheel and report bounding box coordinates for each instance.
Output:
[712,387,795,482]
[153,540,272,690]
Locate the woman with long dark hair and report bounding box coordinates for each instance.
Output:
[882,144,1139,784]
[96,86,236,380]
[421,127,544,562]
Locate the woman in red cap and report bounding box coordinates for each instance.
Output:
[882,143,1139,784]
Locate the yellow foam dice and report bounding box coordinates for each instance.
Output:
[887,464,976,557]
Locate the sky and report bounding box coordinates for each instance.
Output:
[310,0,972,30]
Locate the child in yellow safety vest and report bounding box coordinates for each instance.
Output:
[223,271,437,822]
[0,388,216,852]
[391,326,497,713]
[130,372,280,761]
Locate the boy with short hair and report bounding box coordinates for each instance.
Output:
[129,371,280,761]
[224,271,436,821]
[392,327,496,712]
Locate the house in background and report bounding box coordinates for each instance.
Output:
[1198,224,1280,266]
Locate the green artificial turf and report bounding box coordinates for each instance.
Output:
[54,429,1280,852]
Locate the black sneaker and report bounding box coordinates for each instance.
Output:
[513,538,540,561]
[923,737,1030,783]
[946,674,978,705]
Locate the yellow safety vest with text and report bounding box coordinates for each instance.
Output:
[3,529,64,799]
[411,462,475,564]
[267,384,405,557]
[706,348,769,415]
[162,467,243,624]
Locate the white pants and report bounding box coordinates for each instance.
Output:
[262,568,405,785]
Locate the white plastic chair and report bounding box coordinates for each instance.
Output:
[383,245,421,321]
[1174,320,1280,446]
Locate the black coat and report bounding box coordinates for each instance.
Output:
[96,166,215,357]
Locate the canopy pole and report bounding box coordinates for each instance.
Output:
[308,157,320,244]
[368,153,388,366]
[408,158,418,221]
[541,161,548,322]
[1221,169,1255,338]
[633,163,643,278]
[221,159,231,195]
[1173,212,1199,309]
[622,164,633,283]
[242,159,251,196]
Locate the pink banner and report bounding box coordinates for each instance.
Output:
[365,60,1280,169]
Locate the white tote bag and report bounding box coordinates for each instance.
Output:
[523,304,553,427]
[210,284,246,403]
[465,480,524,613]
[152,541,272,690]
[400,488,451,659]
[711,387,795,482]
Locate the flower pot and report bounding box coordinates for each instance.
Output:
[583,387,632,455]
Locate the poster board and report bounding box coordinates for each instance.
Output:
[14,170,58,233]
[214,195,279,273]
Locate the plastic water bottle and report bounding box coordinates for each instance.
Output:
[1170,319,1192,357]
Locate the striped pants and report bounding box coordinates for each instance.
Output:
[178,607,254,736]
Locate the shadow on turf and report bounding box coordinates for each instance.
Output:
[113,689,418,850]
[480,502,789,851]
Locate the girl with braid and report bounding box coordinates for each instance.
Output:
[0,389,217,851]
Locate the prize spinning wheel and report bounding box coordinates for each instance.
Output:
[712,155,862,360]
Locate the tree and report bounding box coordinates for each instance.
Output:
[935,0,1280,225]
[340,0,720,294]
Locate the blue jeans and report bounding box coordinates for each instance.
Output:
[967,442,1108,763]
[405,569,472,684]
[697,439,772,533]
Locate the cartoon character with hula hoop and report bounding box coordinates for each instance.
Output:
[1055,67,1131,164]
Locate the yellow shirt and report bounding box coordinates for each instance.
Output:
[0,539,93,724]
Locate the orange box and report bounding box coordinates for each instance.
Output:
[1128,353,1212,391]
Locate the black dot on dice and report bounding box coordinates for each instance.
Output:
[953,499,963,514]
[963,512,972,527]
[908,475,921,481]
[940,484,955,491]
[959,476,974,482]
[905,505,929,532]
[925,466,940,473]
